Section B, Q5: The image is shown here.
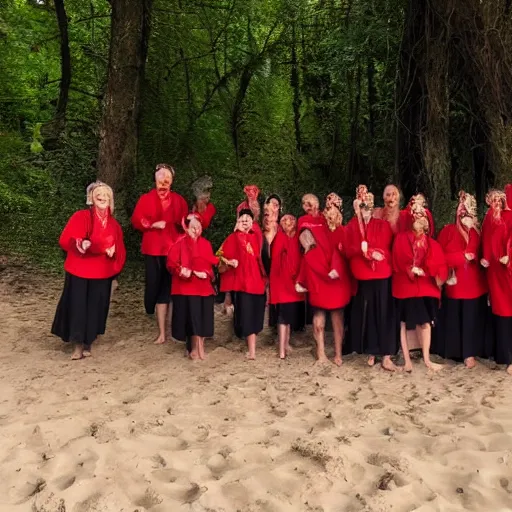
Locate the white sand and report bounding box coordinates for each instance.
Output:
[1,262,512,511]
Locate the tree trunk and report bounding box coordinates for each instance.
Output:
[291,21,302,154]
[96,0,153,197]
[54,0,70,130]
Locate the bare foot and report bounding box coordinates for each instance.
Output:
[285,345,293,355]
[425,361,444,372]
[314,356,329,365]
[154,335,166,345]
[506,364,512,376]
[403,362,413,373]
[333,356,343,367]
[189,350,199,361]
[367,355,375,367]
[464,357,476,369]
[83,349,92,358]
[382,358,400,372]
[71,344,84,360]
[246,352,256,360]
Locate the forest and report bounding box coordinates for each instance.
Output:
[1,0,512,268]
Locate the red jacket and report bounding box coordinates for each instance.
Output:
[345,217,393,280]
[392,232,447,299]
[296,228,352,310]
[167,236,218,296]
[398,208,436,237]
[219,230,266,295]
[481,211,512,316]
[437,224,487,299]
[194,202,216,230]
[131,189,188,256]
[269,231,304,304]
[298,213,327,233]
[60,209,126,279]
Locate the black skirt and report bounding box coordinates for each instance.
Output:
[274,301,306,330]
[144,255,172,314]
[435,294,488,361]
[398,297,438,328]
[51,272,113,346]
[349,278,398,356]
[232,292,266,338]
[171,295,214,342]
[489,315,512,365]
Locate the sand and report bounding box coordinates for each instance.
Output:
[1,261,512,512]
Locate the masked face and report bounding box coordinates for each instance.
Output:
[237,214,253,233]
[93,186,110,211]
[413,217,428,234]
[384,186,399,208]
[155,169,173,195]
[280,215,296,236]
[491,195,502,212]
[460,215,474,229]
[302,194,319,215]
[268,198,280,211]
[361,208,372,223]
[186,218,202,239]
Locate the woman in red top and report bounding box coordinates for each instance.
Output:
[398,194,436,237]
[345,191,398,370]
[392,204,447,371]
[480,190,512,375]
[269,214,305,359]
[191,176,216,231]
[373,184,401,234]
[436,192,488,367]
[296,226,351,366]
[167,214,218,360]
[131,164,188,345]
[51,181,126,360]
[218,209,267,359]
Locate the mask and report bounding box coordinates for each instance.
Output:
[460,216,474,229]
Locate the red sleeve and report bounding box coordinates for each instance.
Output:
[59,211,90,254]
[344,220,361,260]
[427,209,436,238]
[198,203,216,230]
[220,233,238,260]
[426,239,448,281]
[198,239,219,279]
[369,220,392,260]
[481,213,492,262]
[112,222,127,274]
[437,225,467,268]
[392,234,414,279]
[131,194,152,231]
[307,248,334,282]
[166,240,184,277]
[296,257,307,287]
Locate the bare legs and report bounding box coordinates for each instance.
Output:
[400,322,413,372]
[154,303,170,344]
[400,321,443,372]
[331,309,344,366]
[247,334,256,360]
[278,323,292,359]
[189,336,206,360]
[71,344,84,360]
[223,292,234,316]
[312,310,343,365]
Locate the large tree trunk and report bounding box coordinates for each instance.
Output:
[54,0,70,132]
[96,0,152,197]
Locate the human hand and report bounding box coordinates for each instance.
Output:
[372,251,384,261]
[411,266,425,276]
[328,269,339,279]
[106,245,116,257]
[228,259,238,268]
[500,255,510,265]
[480,258,490,268]
[295,283,307,293]
[193,271,207,279]
[465,252,475,261]
[152,220,166,229]
[180,267,192,278]
[361,241,368,253]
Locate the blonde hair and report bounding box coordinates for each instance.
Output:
[86,181,114,213]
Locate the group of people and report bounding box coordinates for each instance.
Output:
[51,163,512,375]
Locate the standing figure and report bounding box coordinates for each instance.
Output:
[296,226,351,366]
[269,214,305,358]
[480,190,512,375]
[345,191,398,370]
[392,204,447,371]
[436,192,488,367]
[131,164,189,345]
[399,194,436,237]
[218,209,267,359]
[52,181,126,360]
[298,193,327,232]
[373,184,401,234]
[166,214,218,360]
[191,176,216,230]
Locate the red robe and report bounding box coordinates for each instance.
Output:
[398,208,436,237]
[219,230,266,295]
[373,207,400,234]
[194,202,216,230]
[60,209,126,279]
[437,224,487,299]
[167,235,218,296]
[296,227,352,310]
[269,231,304,304]
[481,211,512,316]
[392,232,447,299]
[345,217,393,280]
[131,189,188,255]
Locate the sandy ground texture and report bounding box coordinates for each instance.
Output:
[1,261,512,512]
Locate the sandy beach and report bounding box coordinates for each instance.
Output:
[1,261,512,512]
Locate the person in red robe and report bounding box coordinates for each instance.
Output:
[398,194,436,237]
[436,191,488,368]
[131,164,188,345]
[296,224,352,366]
[269,214,305,359]
[191,176,216,230]
[392,204,447,371]
[345,191,399,371]
[218,209,267,359]
[222,184,263,317]
[52,181,126,360]
[373,184,401,234]
[166,214,218,360]
[480,190,512,375]
[298,193,327,233]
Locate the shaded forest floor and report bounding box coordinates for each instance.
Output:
[1,259,512,511]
